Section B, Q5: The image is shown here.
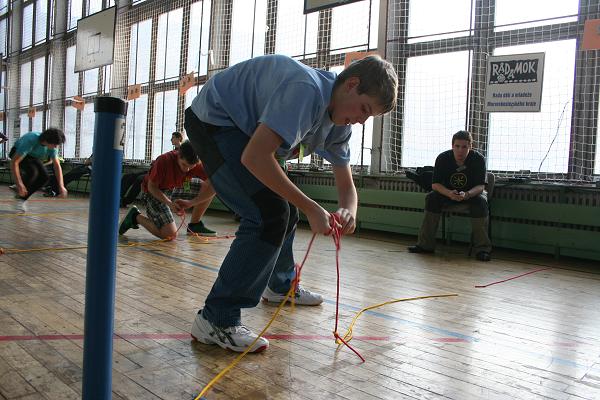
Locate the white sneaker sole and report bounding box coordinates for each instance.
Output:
[191,320,269,353]
[261,295,323,306]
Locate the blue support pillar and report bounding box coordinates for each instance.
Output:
[82,97,127,400]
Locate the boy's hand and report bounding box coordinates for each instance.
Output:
[16,183,28,198]
[58,186,68,198]
[174,199,193,210]
[334,208,356,235]
[304,202,333,235]
[168,201,184,216]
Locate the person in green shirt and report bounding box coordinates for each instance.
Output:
[9,128,67,212]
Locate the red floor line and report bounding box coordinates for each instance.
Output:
[0,333,390,342]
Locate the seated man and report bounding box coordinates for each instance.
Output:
[118,141,217,239]
[408,130,492,261]
[9,128,68,212]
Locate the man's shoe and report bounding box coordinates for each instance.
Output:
[262,285,323,306]
[8,184,16,192]
[14,199,28,213]
[476,251,491,262]
[408,245,434,254]
[118,206,140,235]
[190,310,269,353]
[187,221,217,237]
[43,190,57,197]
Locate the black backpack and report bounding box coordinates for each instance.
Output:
[406,166,434,192]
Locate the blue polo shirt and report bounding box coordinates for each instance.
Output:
[14,132,58,160]
[190,54,352,165]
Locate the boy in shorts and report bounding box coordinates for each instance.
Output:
[118,141,216,239]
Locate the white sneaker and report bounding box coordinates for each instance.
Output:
[190,311,269,353]
[14,199,28,213]
[262,285,323,306]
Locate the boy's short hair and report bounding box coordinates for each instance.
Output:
[334,55,398,114]
[178,140,199,164]
[452,130,473,145]
[171,131,183,140]
[40,128,66,145]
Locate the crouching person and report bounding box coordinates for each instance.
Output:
[118,140,216,239]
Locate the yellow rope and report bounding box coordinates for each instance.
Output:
[0,211,84,218]
[0,238,173,255]
[335,293,459,346]
[194,284,297,400]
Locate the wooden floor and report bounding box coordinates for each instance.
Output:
[0,185,599,400]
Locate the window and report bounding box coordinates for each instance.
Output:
[35,0,48,44]
[407,0,473,42]
[152,90,178,159]
[69,0,83,30]
[495,0,578,31]
[22,3,33,49]
[229,0,267,66]
[63,107,77,158]
[32,110,42,132]
[0,18,7,56]
[125,94,148,160]
[83,68,99,94]
[80,102,95,157]
[32,56,46,105]
[87,0,102,15]
[155,8,183,82]
[128,19,152,85]
[20,62,31,107]
[401,51,470,168]
[330,0,379,54]
[488,40,576,173]
[274,0,318,57]
[65,46,79,98]
[187,0,212,76]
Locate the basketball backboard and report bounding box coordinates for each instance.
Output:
[74,7,116,72]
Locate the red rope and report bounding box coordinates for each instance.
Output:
[329,213,365,362]
[475,267,552,288]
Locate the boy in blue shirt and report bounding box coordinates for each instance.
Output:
[9,128,67,212]
[185,54,398,353]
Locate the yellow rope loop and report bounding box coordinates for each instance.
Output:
[336,294,459,349]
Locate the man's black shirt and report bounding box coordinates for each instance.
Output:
[432,149,486,191]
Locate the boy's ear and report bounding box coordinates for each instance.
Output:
[345,76,360,91]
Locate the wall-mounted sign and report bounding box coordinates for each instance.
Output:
[484,52,545,112]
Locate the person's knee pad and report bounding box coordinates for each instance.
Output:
[252,188,290,247]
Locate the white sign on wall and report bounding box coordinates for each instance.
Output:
[74,7,116,72]
[484,52,545,112]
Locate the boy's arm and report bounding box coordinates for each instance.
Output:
[175,179,216,209]
[52,157,68,197]
[332,164,357,235]
[10,154,27,197]
[147,179,182,214]
[241,123,332,234]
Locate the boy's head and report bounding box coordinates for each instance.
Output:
[329,55,398,126]
[39,128,66,149]
[171,131,184,148]
[176,140,199,172]
[452,130,473,164]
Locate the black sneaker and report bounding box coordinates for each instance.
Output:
[476,251,491,261]
[408,245,434,254]
[118,206,140,235]
[187,221,217,237]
